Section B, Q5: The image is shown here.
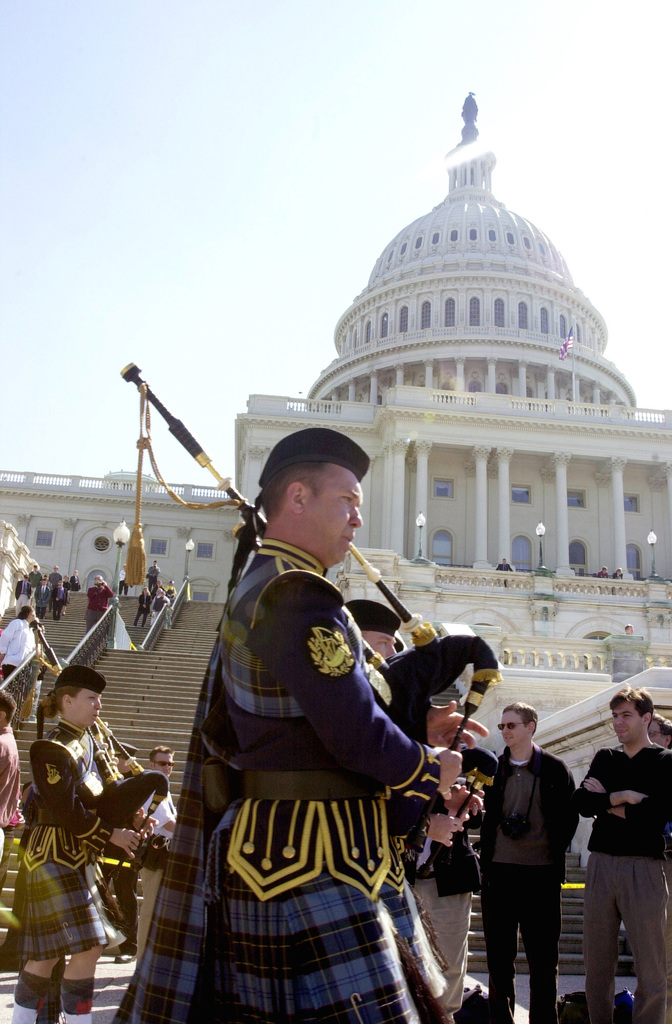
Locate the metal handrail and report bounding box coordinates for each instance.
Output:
[140,579,188,652]
[63,606,115,668]
[0,652,36,714]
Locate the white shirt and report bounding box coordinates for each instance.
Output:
[143,790,177,839]
[0,619,36,665]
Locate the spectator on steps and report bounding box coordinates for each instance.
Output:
[134,589,152,628]
[85,576,114,633]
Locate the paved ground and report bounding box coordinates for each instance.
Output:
[0,957,636,1022]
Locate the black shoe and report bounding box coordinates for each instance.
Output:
[115,953,137,964]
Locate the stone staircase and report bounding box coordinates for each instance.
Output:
[465,852,634,975]
[0,598,224,942]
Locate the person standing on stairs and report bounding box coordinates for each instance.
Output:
[136,746,177,957]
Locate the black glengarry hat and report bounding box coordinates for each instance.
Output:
[258,428,370,490]
[54,665,107,694]
[346,599,401,637]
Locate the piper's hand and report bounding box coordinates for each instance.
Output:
[427,812,462,847]
[131,808,146,831]
[426,701,489,748]
[438,748,463,796]
[445,784,483,821]
[111,828,141,859]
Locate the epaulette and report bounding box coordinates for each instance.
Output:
[251,569,343,628]
[30,736,86,766]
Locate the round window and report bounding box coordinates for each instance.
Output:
[94,536,110,552]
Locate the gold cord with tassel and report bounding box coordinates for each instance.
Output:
[125,384,242,587]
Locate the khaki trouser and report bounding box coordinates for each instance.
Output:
[414,880,472,1023]
[584,851,667,1024]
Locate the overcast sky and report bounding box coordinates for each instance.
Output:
[2,0,670,488]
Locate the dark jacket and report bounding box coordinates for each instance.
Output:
[480,743,578,882]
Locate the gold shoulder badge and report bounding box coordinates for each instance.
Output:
[45,764,62,785]
[307,626,355,678]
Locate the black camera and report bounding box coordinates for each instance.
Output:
[500,813,531,840]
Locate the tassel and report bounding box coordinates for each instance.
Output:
[126,522,146,588]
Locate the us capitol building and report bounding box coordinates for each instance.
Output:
[3,98,672,765]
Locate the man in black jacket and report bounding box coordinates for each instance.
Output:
[480,701,577,1024]
[575,686,672,1024]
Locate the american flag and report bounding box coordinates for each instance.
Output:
[559,326,574,361]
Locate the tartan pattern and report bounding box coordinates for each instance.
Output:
[215,871,422,1022]
[18,860,107,961]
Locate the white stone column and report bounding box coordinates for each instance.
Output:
[456,358,465,392]
[424,360,434,389]
[414,442,432,552]
[245,446,268,499]
[497,448,513,563]
[546,367,556,400]
[536,375,545,399]
[518,361,528,398]
[592,385,601,405]
[472,446,491,567]
[389,439,409,555]
[553,452,572,575]
[331,389,338,401]
[611,457,629,576]
[348,380,356,402]
[381,445,391,547]
[369,372,378,405]
[487,358,496,394]
[665,465,672,579]
[395,364,404,387]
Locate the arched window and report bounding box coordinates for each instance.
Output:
[518,302,528,329]
[353,329,358,348]
[365,320,371,344]
[576,323,581,343]
[540,308,549,334]
[399,306,409,333]
[421,301,431,329]
[569,541,587,576]
[512,535,531,572]
[559,315,566,339]
[381,313,388,338]
[432,530,452,566]
[468,379,482,392]
[626,545,641,579]
[444,298,456,327]
[469,297,480,326]
[495,382,508,394]
[494,298,505,327]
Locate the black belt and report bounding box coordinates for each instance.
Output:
[242,769,380,801]
[36,810,60,825]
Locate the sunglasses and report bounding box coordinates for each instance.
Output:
[152,760,174,767]
[498,722,522,731]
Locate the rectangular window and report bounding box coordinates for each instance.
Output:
[567,490,585,508]
[433,479,454,498]
[150,539,168,556]
[197,542,214,559]
[35,530,54,547]
[624,494,639,513]
[511,486,530,504]
[191,591,210,602]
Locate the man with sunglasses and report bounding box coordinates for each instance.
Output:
[479,702,577,1024]
[137,747,177,957]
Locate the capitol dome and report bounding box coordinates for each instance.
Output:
[309,98,634,407]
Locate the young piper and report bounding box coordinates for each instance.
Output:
[12,665,142,1024]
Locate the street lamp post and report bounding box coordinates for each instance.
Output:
[108,520,131,648]
[412,512,431,564]
[535,521,549,573]
[184,538,195,585]
[647,530,662,581]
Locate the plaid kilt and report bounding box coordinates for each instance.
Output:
[213,870,422,1023]
[18,859,107,961]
